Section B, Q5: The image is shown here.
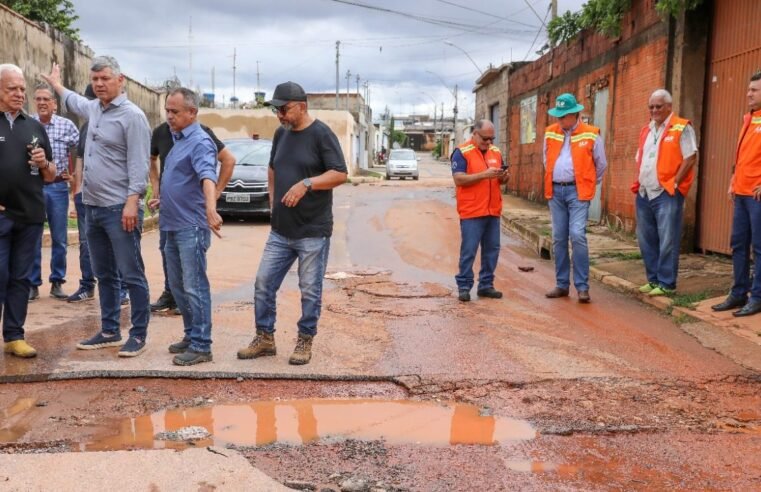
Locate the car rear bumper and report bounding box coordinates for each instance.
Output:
[216,192,270,216]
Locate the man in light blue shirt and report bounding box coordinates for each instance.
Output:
[148,88,224,366]
[42,56,151,357]
[543,93,607,303]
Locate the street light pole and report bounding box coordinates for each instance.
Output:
[425,70,461,146]
[444,41,483,74]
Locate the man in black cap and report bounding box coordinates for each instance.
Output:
[237,81,347,365]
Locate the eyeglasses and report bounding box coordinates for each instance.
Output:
[271,103,297,115]
[477,133,495,142]
[648,104,665,110]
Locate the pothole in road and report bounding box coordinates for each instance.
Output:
[350,281,451,299]
[84,399,535,451]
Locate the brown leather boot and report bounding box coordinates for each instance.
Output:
[545,287,569,298]
[578,290,591,303]
[237,331,276,359]
[288,334,313,365]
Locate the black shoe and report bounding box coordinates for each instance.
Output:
[28,286,39,301]
[120,292,130,306]
[66,286,95,303]
[168,338,191,354]
[477,287,503,299]
[711,295,747,312]
[151,290,176,312]
[50,282,67,300]
[173,349,213,366]
[458,290,471,302]
[733,299,761,317]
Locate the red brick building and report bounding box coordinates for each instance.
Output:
[474,0,761,253]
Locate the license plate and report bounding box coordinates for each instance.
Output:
[226,193,251,203]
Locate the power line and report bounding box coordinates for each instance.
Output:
[523,2,551,61]
[433,0,539,29]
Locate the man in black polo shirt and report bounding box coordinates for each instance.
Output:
[148,120,235,313]
[0,63,56,358]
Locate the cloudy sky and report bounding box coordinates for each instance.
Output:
[72,0,584,119]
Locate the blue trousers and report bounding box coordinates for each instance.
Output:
[85,205,150,339]
[730,196,761,302]
[549,184,591,291]
[30,181,69,285]
[636,191,685,290]
[0,215,42,342]
[254,231,330,337]
[165,227,212,352]
[455,216,501,292]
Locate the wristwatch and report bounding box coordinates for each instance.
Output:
[302,178,313,191]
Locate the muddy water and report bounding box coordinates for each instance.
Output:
[85,399,535,451]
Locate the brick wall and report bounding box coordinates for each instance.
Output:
[506,0,671,233]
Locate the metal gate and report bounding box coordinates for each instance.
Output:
[698,0,761,253]
[589,88,609,223]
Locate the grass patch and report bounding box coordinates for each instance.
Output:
[669,290,711,310]
[597,251,642,261]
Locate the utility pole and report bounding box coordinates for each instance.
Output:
[551,0,558,20]
[453,84,459,146]
[335,41,340,110]
[232,47,237,108]
[355,73,360,113]
[256,61,260,92]
[188,17,193,89]
[345,69,351,111]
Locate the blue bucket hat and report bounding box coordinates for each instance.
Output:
[548,93,584,117]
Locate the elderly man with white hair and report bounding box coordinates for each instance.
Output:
[0,63,57,358]
[631,89,698,297]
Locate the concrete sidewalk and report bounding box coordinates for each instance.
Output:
[500,194,761,349]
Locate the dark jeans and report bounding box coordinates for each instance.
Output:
[730,196,761,302]
[74,193,96,291]
[85,204,150,339]
[165,227,212,352]
[455,216,501,292]
[159,229,171,293]
[636,190,685,290]
[0,215,42,342]
[254,231,331,337]
[30,181,69,285]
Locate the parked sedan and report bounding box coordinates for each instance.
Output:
[216,138,272,217]
[385,148,419,180]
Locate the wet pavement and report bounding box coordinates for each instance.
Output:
[2,155,761,490]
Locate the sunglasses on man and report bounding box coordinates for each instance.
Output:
[270,102,299,115]
[477,132,495,142]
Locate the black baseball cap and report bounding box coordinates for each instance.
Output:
[265,81,307,107]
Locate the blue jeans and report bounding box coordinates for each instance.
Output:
[74,193,96,291]
[636,191,685,290]
[165,227,212,352]
[254,231,330,337]
[549,184,591,291]
[0,216,42,342]
[85,204,150,339]
[455,216,501,292]
[730,196,761,302]
[30,181,69,285]
[159,229,171,293]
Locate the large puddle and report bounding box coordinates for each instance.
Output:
[83,399,536,451]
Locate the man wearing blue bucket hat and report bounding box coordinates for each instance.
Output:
[543,93,607,303]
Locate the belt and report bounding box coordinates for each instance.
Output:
[552,181,575,186]
[44,176,68,185]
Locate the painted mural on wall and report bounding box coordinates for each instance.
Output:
[520,95,537,144]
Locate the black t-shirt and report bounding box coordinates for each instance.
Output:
[269,119,347,238]
[151,122,225,174]
[0,112,53,224]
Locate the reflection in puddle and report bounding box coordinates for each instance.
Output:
[506,460,579,477]
[87,399,536,451]
[0,398,36,442]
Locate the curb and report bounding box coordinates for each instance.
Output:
[42,214,159,248]
[501,213,697,321]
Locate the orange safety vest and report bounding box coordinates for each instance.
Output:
[731,109,761,196]
[631,115,694,196]
[454,140,504,219]
[544,123,600,201]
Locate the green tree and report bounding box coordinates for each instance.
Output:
[1,0,80,40]
[548,10,582,45]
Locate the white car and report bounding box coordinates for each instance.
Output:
[385,149,419,180]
